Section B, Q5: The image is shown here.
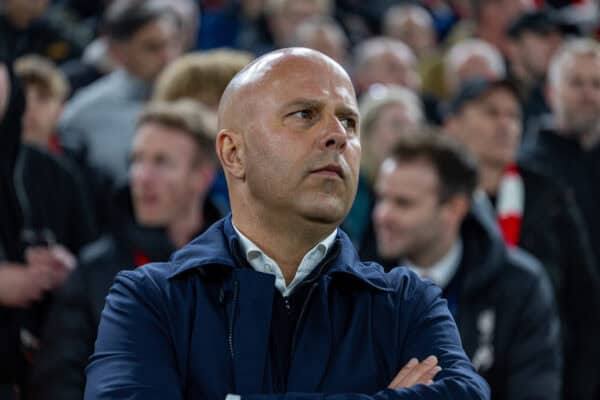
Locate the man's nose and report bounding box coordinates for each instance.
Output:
[320,115,348,151]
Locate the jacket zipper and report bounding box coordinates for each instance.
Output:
[290,281,320,357]
[228,279,239,360]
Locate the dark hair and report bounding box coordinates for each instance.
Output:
[102,0,178,41]
[388,130,479,203]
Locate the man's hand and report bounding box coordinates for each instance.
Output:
[388,356,442,389]
[25,245,76,290]
[0,263,51,307]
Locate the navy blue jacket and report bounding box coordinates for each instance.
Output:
[85,217,489,399]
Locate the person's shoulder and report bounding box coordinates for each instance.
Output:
[62,72,120,114]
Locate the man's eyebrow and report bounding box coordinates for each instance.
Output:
[336,104,360,119]
[280,98,323,111]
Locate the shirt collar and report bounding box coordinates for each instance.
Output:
[232,223,337,296]
[408,239,463,289]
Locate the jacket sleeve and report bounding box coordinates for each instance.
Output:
[84,270,184,400]
[239,282,490,400]
[29,266,96,400]
[505,251,562,400]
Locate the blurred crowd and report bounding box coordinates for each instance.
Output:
[1,0,600,399]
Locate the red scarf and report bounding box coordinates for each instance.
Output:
[496,164,524,247]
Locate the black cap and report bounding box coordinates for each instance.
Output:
[507,9,581,38]
[446,78,520,117]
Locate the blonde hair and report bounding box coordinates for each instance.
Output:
[14,54,70,101]
[153,49,253,108]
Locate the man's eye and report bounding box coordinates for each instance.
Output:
[291,109,315,120]
[340,117,357,130]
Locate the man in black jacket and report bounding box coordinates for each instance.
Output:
[367,133,561,399]
[444,76,600,399]
[0,60,97,399]
[522,38,600,266]
[29,100,223,400]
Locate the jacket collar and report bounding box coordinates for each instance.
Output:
[167,215,394,292]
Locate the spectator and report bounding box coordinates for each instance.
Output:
[506,8,579,147]
[0,60,96,400]
[521,45,600,397]
[292,17,349,67]
[523,38,600,266]
[446,0,535,56]
[353,37,421,95]
[444,77,600,399]
[352,37,441,124]
[14,54,70,153]
[344,84,425,246]
[0,0,83,64]
[29,100,222,400]
[370,132,561,399]
[444,38,506,97]
[59,0,182,231]
[238,0,332,55]
[383,4,437,61]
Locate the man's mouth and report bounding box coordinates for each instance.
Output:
[311,164,344,179]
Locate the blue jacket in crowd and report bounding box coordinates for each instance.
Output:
[85,216,490,399]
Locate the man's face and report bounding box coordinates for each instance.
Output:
[368,102,420,167]
[514,31,562,80]
[360,52,419,92]
[373,158,446,261]
[240,53,361,227]
[118,17,180,82]
[551,54,600,135]
[22,86,62,146]
[130,123,204,227]
[450,87,521,168]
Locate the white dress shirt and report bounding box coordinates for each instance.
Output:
[408,239,463,289]
[232,223,337,296]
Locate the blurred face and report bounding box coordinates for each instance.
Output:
[386,15,435,57]
[238,52,361,226]
[551,54,600,136]
[359,52,419,92]
[451,54,500,94]
[302,28,347,66]
[450,87,521,167]
[373,158,447,261]
[368,102,420,167]
[271,0,327,46]
[514,31,562,80]
[116,17,180,82]
[130,123,204,227]
[22,86,62,147]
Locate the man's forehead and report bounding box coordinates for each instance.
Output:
[234,48,352,90]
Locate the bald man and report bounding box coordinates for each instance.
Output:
[84,48,489,400]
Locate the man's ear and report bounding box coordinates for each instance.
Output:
[216,129,245,180]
